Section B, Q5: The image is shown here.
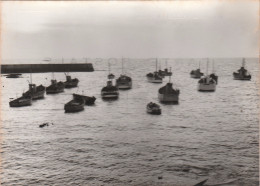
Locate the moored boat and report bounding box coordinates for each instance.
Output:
[190,61,204,78]
[46,80,65,94]
[116,75,132,89]
[197,75,216,91]
[146,102,161,115]
[64,98,85,113]
[146,72,163,83]
[64,74,79,88]
[147,59,163,83]
[23,84,46,99]
[73,93,96,105]
[101,80,119,99]
[233,58,251,80]
[9,96,32,107]
[158,83,180,103]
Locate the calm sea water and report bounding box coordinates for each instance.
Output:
[1,58,259,185]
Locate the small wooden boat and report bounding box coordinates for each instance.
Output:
[116,75,132,89]
[64,98,85,113]
[64,75,79,88]
[209,73,218,84]
[233,58,251,80]
[46,80,65,94]
[23,84,46,99]
[73,93,96,105]
[146,102,161,115]
[101,80,119,99]
[9,96,32,107]
[158,68,172,77]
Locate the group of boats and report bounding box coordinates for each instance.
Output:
[190,58,251,92]
[8,58,252,115]
[9,73,84,110]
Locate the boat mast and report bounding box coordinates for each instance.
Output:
[156,58,158,72]
[242,58,245,68]
[122,57,124,74]
[30,65,32,84]
[169,67,172,83]
[206,58,209,75]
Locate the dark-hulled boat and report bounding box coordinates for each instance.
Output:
[116,75,132,89]
[23,84,46,100]
[233,58,251,80]
[64,75,79,88]
[146,102,161,115]
[64,98,85,113]
[190,68,204,79]
[9,96,32,107]
[158,68,172,77]
[73,93,96,105]
[46,80,65,94]
[158,82,180,103]
[101,80,119,99]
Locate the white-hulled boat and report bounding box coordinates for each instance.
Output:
[146,102,161,115]
[197,75,216,91]
[101,80,119,99]
[158,68,180,103]
[233,58,251,80]
[197,60,217,91]
[147,72,163,83]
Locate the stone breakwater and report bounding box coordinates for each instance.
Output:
[1,63,94,74]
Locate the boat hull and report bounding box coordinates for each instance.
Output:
[9,98,32,107]
[233,74,251,80]
[147,77,162,83]
[197,83,216,91]
[116,83,132,89]
[101,91,119,99]
[190,74,202,79]
[73,94,96,105]
[64,100,85,113]
[158,93,179,103]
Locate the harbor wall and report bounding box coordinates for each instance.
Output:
[1,63,94,74]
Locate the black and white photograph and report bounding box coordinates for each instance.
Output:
[1,1,259,185]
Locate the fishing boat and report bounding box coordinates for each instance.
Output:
[9,96,32,107]
[209,60,218,84]
[158,69,180,103]
[42,57,51,62]
[101,80,119,99]
[64,74,79,88]
[116,58,132,89]
[158,59,172,77]
[146,59,163,83]
[197,76,216,91]
[73,93,96,105]
[64,98,85,113]
[46,79,65,94]
[190,61,204,78]
[116,75,132,89]
[233,58,251,80]
[107,62,115,79]
[198,61,216,91]
[146,102,161,115]
[23,84,46,99]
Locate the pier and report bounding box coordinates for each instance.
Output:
[1,63,94,74]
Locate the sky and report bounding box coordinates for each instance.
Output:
[1,1,259,59]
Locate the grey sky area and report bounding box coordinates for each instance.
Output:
[2,1,259,60]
